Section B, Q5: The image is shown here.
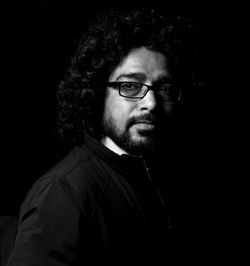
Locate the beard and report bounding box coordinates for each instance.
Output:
[101,113,162,156]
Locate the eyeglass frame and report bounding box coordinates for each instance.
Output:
[106,81,182,103]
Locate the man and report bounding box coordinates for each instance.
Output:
[7,8,208,265]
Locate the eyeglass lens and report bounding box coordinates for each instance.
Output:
[119,82,180,102]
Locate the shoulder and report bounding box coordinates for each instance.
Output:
[20,145,111,222]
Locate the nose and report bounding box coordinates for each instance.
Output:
[138,90,157,111]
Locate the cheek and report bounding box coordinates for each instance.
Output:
[162,104,175,115]
[104,94,132,129]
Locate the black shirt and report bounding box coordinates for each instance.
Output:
[7,134,177,265]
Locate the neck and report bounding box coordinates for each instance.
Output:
[101,136,128,156]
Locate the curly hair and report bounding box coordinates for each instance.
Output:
[55,8,205,145]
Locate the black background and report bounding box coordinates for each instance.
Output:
[0,1,245,263]
[0,0,236,224]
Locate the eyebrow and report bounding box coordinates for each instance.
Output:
[115,72,147,82]
[155,76,173,84]
[115,72,172,84]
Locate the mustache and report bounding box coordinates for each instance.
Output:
[127,113,158,128]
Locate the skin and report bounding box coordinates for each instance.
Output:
[101,47,174,155]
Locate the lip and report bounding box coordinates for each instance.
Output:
[135,120,156,125]
[133,122,155,130]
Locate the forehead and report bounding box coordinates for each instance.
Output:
[109,47,170,81]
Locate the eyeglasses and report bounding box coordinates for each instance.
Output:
[107,81,181,103]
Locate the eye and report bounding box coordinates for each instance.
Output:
[120,82,142,90]
[159,85,174,94]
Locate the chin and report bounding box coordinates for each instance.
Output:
[132,135,151,145]
[129,134,157,155]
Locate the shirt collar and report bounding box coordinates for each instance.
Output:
[81,133,146,175]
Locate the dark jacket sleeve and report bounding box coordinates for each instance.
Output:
[7,176,85,266]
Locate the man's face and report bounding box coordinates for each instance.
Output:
[102,47,175,155]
